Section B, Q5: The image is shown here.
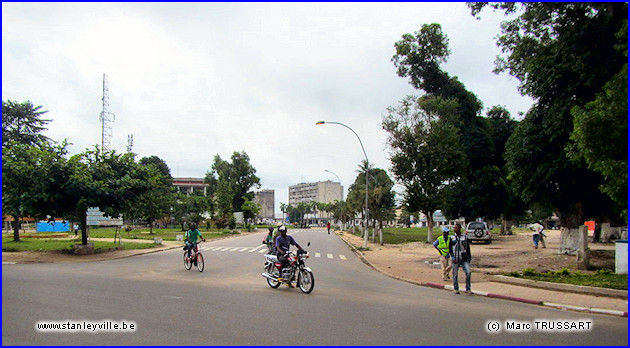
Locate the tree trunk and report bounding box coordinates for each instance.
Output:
[12,215,20,242]
[149,219,154,235]
[81,212,88,245]
[425,211,434,243]
[501,216,513,235]
[379,219,384,246]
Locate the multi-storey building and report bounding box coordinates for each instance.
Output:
[254,189,275,219]
[172,177,209,195]
[288,180,343,206]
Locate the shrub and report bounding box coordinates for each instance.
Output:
[228,216,237,230]
[555,268,571,276]
[522,268,537,276]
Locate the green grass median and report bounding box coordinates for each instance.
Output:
[505,268,628,290]
[88,227,241,241]
[2,237,157,252]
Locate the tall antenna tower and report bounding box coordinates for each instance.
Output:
[99,74,115,152]
[127,134,134,153]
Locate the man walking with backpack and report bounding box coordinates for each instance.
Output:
[449,224,472,295]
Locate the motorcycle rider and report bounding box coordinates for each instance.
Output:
[275,225,303,283]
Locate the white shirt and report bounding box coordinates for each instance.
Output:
[530,223,544,235]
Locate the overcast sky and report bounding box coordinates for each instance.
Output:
[2,2,534,215]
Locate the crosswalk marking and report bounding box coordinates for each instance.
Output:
[238,247,250,252]
[258,249,267,253]
[327,254,333,259]
[249,244,266,253]
[339,255,347,260]
[228,247,240,251]
[315,253,321,258]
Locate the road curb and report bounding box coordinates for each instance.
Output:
[334,231,627,318]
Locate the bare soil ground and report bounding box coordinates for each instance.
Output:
[337,229,617,285]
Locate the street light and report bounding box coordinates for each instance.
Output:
[324,169,342,201]
[316,120,369,248]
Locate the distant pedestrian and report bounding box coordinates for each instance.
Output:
[449,224,472,295]
[433,227,452,281]
[529,222,544,249]
[327,221,331,235]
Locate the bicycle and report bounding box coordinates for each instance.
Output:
[183,241,205,272]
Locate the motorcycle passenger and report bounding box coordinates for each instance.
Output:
[185,223,206,261]
[263,226,275,254]
[275,225,303,282]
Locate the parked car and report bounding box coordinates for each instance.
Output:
[465,221,492,244]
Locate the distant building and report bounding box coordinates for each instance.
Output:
[288,180,343,206]
[254,189,275,219]
[173,177,208,195]
[288,181,343,225]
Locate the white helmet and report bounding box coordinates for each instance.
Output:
[278,225,287,233]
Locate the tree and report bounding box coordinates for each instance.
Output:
[470,2,627,227]
[205,151,261,215]
[391,23,500,223]
[50,147,152,245]
[2,100,51,148]
[347,161,396,243]
[569,22,627,219]
[2,140,68,241]
[134,156,175,234]
[172,191,211,231]
[383,95,466,242]
[241,196,261,227]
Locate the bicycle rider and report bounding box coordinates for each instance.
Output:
[185,223,206,262]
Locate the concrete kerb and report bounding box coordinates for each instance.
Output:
[333,230,628,318]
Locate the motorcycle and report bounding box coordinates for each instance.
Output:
[262,242,314,294]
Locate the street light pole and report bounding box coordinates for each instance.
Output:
[316,121,369,248]
[324,169,342,201]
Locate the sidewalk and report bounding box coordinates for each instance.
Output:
[335,229,628,317]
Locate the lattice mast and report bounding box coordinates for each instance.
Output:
[127,134,134,153]
[99,74,115,152]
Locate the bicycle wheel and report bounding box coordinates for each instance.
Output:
[183,252,192,270]
[196,253,204,272]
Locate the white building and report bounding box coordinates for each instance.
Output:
[288,181,343,224]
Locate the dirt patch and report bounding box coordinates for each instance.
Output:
[336,229,618,285]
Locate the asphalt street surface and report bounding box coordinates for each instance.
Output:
[2,229,627,345]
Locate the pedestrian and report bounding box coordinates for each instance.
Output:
[433,227,452,281]
[327,221,331,235]
[529,222,544,249]
[449,224,472,295]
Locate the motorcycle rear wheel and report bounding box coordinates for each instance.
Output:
[266,264,281,288]
[297,270,314,294]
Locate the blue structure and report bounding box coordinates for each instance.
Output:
[36,221,69,232]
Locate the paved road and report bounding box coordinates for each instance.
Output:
[2,229,627,345]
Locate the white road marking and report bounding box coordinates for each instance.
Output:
[238,247,250,252]
[229,247,240,251]
[217,247,231,251]
[249,244,266,253]
[258,249,267,253]
[339,255,347,260]
[315,253,321,258]
[327,254,333,259]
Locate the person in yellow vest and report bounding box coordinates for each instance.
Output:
[433,227,452,281]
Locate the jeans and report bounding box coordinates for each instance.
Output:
[185,241,197,258]
[452,260,471,291]
[533,234,540,248]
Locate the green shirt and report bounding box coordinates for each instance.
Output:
[185,229,203,243]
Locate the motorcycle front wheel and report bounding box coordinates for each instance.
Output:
[297,269,315,294]
[266,264,281,288]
